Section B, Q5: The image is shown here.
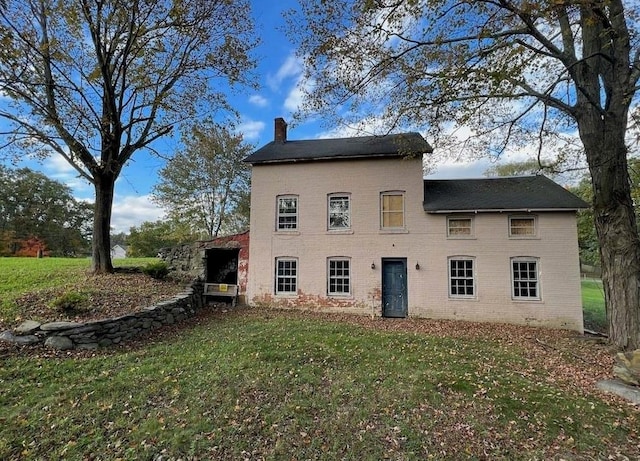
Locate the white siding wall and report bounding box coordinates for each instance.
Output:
[247,157,584,332]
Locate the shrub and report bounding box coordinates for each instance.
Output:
[49,291,90,313]
[142,261,169,280]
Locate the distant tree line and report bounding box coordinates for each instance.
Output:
[0,166,93,256]
[124,220,197,258]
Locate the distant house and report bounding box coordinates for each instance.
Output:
[242,118,588,331]
[111,244,127,259]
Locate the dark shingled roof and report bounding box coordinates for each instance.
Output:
[423,176,589,212]
[244,132,432,164]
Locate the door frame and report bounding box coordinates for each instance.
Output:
[381,257,408,318]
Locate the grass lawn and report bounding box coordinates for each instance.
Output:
[581,278,606,332]
[0,257,161,325]
[0,259,632,459]
[1,308,638,460]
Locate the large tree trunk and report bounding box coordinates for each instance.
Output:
[582,114,640,350]
[91,173,115,274]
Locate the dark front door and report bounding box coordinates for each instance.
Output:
[382,259,407,318]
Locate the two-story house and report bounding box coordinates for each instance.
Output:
[243,118,588,331]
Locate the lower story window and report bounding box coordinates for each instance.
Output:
[276,258,297,294]
[512,258,539,299]
[328,258,351,296]
[449,257,475,298]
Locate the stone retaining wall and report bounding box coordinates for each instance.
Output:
[0,281,205,351]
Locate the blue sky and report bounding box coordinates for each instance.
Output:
[7,0,504,234]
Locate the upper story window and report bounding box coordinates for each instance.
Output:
[328,257,351,296]
[328,194,351,230]
[275,257,297,295]
[511,257,540,300]
[277,195,298,230]
[448,257,475,298]
[509,216,536,237]
[447,216,473,238]
[381,191,405,229]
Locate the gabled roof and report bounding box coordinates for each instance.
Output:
[244,132,432,164]
[423,175,589,212]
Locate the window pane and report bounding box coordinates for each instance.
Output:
[510,218,535,236]
[384,195,403,211]
[383,211,404,227]
[448,218,472,236]
[278,197,297,230]
[276,259,297,294]
[512,259,539,299]
[381,193,404,228]
[449,259,474,297]
[329,196,350,229]
[328,259,350,295]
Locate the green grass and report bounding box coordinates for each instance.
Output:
[581,278,606,332]
[0,260,633,459]
[1,313,636,460]
[0,257,159,321]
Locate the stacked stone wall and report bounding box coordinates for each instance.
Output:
[1,281,205,350]
[158,244,206,279]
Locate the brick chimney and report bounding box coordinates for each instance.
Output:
[274,117,287,143]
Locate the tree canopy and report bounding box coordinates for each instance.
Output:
[0,165,92,256]
[289,1,638,155]
[152,120,252,239]
[0,0,258,273]
[483,160,559,179]
[289,1,640,349]
[127,219,195,258]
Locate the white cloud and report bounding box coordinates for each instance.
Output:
[283,82,304,113]
[43,155,93,194]
[237,119,265,141]
[283,73,317,115]
[110,194,166,234]
[248,94,269,107]
[44,154,75,175]
[426,158,492,179]
[316,117,392,139]
[267,53,303,90]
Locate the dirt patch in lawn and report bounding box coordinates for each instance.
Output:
[1,271,187,330]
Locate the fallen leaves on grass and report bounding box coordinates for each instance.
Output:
[233,308,628,408]
[5,272,186,328]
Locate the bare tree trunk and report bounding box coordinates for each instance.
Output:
[582,114,640,350]
[91,174,115,274]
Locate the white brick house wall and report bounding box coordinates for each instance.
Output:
[246,155,584,332]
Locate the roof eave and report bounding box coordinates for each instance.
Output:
[245,152,419,165]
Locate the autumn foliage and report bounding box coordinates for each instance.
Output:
[14,236,50,257]
[0,233,50,257]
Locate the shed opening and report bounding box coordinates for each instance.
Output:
[203,248,240,306]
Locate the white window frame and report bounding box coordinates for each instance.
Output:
[508,215,537,238]
[511,257,540,300]
[275,257,298,295]
[327,257,351,296]
[447,216,474,238]
[448,257,476,298]
[380,191,405,229]
[277,195,298,231]
[328,194,351,230]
